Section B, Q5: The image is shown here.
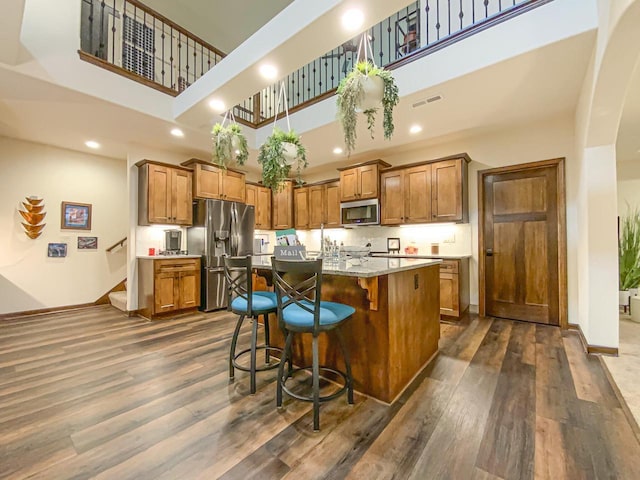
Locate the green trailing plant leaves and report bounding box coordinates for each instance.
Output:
[211,123,249,167]
[336,61,399,156]
[257,127,307,191]
[619,206,640,290]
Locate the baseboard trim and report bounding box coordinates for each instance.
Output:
[0,302,100,320]
[568,323,619,356]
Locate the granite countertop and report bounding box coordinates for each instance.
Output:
[371,253,473,259]
[137,254,202,260]
[252,255,441,278]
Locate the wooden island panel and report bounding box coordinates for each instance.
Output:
[262,264,440,403]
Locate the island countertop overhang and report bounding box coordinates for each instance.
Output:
[251,256,441,278]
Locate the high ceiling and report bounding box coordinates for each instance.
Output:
[142,0,293,54]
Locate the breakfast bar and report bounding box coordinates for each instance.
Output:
[252,256,441,403]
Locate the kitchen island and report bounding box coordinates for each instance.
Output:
[252,256,441,403]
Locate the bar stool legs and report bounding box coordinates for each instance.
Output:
[229,314,245,380]
[335,329,354,405]
[312,335,320,431]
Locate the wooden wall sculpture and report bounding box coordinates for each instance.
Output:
[19,197,46,239]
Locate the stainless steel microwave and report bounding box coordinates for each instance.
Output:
[340,199,380,226]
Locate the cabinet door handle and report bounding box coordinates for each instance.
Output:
[486,248,493,257]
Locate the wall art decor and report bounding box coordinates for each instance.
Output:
[18,196,46,239]
[47,243,67,257]
[61,202,92,230]
[78,236,98,249]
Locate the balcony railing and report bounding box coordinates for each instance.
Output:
[79,0,552,127]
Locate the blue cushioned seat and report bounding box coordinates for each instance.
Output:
[231,291,277,313]
[282,300,355,328]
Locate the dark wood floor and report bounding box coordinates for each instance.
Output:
[1,306,639,479]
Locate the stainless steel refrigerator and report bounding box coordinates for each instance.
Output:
[187,199,255,311]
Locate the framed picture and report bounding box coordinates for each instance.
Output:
[78,236,98,249]
[387,237,400,253]
[48,243,68,257]
[61,202,92,230]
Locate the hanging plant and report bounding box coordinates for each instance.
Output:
[211,121,249,167]
[257,127,307,191]
[337,60,399,156]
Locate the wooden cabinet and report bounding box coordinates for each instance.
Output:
[381,155,469,225]
[137,160,193,226]
[432,159,466,222]
[381,164,432,224]
[272,180,293,230]
[182,159,246,203]
[137,257,201,319]
[338,160,390,202]
[438,258,470,318]
[291,180,340,230]
[294,187,310,229]
[325,181,341,227]
[246,183,272,229]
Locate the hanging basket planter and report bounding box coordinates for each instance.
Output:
[258,82,308,191]
[211,114,249,167]
[336,34,400,156]
[355,75,384,112]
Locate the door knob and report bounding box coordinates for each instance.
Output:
[486,248,493,256]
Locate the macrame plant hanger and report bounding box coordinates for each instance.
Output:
[355,32,376,73]
[272,81,292,133]
[219,108,237,129]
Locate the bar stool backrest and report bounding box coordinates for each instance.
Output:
[271,258,323,334]
[223,255,254,316]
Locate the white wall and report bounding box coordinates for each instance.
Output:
[617,176,640,216]
[0,136,128,314]
[300,114,577,317]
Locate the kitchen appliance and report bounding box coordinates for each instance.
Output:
[187,199,255,311]
[340,198,380,226]
[164,229,182,253]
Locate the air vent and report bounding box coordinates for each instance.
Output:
[412,94,443,108]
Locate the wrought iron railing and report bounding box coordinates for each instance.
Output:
[79,0,550,127]
[79,0,225,95]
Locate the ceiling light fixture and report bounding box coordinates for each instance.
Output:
[333,147,344,155]
[409,125,423,134]
[170,128,184,137]
[259,64,278,80]
[342,8,364,31]
[85,140,100,149]
[208,98,226,112]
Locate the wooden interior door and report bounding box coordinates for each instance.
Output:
[481,163,561,325]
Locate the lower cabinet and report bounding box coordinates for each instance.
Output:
[438,258,470,318]
[138,257,201,319]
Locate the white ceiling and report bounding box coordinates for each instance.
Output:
[0,29,596,177]
[142,0,293,54]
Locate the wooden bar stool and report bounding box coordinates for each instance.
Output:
[271,258,355,431]
[224,255,280,394]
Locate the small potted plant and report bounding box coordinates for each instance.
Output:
[257,127,307,191]
[211,123,249,167]
[337,60,399,155]
[619,207,640,315]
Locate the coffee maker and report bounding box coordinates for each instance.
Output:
[164,229,183,254]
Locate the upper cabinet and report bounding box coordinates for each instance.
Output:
[381,155,469,225]
[338,160,390,202]
[272,180,294,230]
[246,183,272,229]
[181,159,246,203]
[292,180,340,230]
[294,187,310,230]
[137,160,193,226]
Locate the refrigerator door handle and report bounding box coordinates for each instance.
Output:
[230,203,238,256]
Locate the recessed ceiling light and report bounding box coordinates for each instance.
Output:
[409,125,423,134]
[259,64,278,80]
[85,140,100,149]
[208,98,226,112]
[170,128,184,137]
[333,147,344,155]
[342,8,364,31]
